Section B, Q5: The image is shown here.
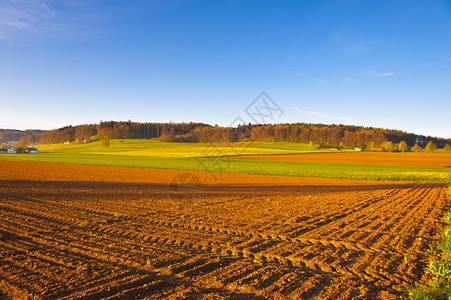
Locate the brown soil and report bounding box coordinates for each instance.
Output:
[0,160,448,299]
[236,152,451,167]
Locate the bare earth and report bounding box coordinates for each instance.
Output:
[237,152,451,167]
[0,161,449,299]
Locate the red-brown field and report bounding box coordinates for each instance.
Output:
[237,152,451,167]
[0,161,449,299]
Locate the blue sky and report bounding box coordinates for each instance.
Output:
[0,0,450,138]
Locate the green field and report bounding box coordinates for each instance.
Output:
[32,139,335,157]
[1,139,449,182]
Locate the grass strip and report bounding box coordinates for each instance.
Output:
[408,184,451,299]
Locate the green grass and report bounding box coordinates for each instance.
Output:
[409,184,451,300]
[34,139,332,158]
[1,140,449,182]
[408,284,451,300]
[444,212,451,224]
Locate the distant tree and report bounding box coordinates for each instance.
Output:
[13,121,451,148]
[366,141,375,151]
[382,141,395,152]
[15,145,25,153]
[398,141,408,153]
[309,141,315,147]
[425,141,437,153]
[15,139,28,153]
[412,143,421,153]
[343,130,354,147]
[443,144,451,152]
[102,134,110,148]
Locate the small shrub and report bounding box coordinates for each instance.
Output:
[437,237,451,259]
[408,283,451,299]
[443,211,451,224]
[428,259,451,281]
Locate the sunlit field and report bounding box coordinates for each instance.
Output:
[1,140,449,182]
[34,139,335,157]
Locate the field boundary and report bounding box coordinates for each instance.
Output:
[408,183,451,299]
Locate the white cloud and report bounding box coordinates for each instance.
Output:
[331,34,372,55]
[341,76,359,83]
[293,107,352,122]
[316,78,332,85]
[0,0,57,40]
[366,70,394,78]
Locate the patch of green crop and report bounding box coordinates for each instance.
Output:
[1,150,449,182]
[1,140,449,182]
[32,140,331,158]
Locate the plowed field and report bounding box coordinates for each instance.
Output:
[237,152,451,167]
[0,161,449,299]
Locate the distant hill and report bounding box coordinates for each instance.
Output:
[20,121,451,150]
[0,129,47,143]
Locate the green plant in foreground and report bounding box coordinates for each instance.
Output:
[438,211,451,260]
[437,238,451,259]
[408,283,451,300]
[428,259,451,281]
[409,190,451,299]
[425,243,439,255]
[443,212,451,225]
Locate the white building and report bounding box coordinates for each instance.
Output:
[7,147,16,154]
[26,147,38,154]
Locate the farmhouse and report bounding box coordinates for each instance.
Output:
[25,147,39,154]
[76,138,92,144]
[1,145,16,154]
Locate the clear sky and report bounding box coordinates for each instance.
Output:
[1,0,450,138]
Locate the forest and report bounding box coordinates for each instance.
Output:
[21,121,451,150]
[0,129,47,143]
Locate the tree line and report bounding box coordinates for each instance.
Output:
[21,121,451,150]
[0,129,47,143]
